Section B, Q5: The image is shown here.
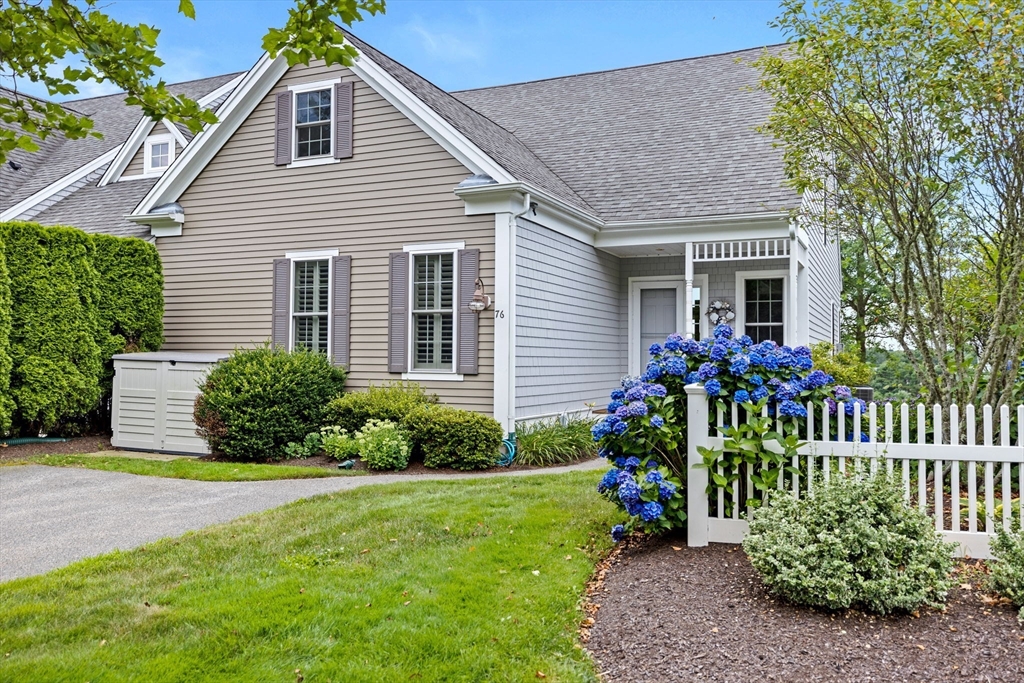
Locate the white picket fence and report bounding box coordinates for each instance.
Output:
[683,385,1024,559]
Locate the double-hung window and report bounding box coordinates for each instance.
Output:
[743,277,785,345]
[144,134,174,174]
[292,258,330,354]
[411,252,455,371]
[294,88,332,159]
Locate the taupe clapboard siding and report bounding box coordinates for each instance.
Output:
[161,61,495,411]
[122,136,176,178]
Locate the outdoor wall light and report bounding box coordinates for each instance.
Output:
[468,277,492,313]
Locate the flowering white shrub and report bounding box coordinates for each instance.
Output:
[355,419,411,471]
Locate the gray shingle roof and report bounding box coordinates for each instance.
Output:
[1,73,242,212]
[31,175,157,238]
[453,46,799,222]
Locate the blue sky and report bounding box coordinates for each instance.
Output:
[19,0,786,100]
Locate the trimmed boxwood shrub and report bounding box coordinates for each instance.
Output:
[403,405,503,470]
[194,346,347,461]
[743,473,956,614]
[1,221,103,433]
[0,233,12,432]
[325,381,438,433]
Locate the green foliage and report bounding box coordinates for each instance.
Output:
[403,405,503,470]
[91,234,163,388]
[193,346,347,461]
[325,381,437,433]
[320,425,359,460]
[867,348,924,403]
[811,342,872,388]
[840,236,894,360]
[514,414,597,466]
[0,233,12,432]
[354,419,411,471]
[744,474,956,614]
[283,430,324,459]
[1,221,103,433]
[1,0,384,164]
[989,523,1024,625]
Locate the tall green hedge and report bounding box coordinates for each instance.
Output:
[92,233,164,390]
[0,232,13,433]
[0,222,163,435]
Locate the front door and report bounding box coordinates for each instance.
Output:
[629,279,685,376]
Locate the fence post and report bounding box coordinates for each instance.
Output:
[686,383,709,548]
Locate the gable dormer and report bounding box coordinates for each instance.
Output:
[121,127,180,179]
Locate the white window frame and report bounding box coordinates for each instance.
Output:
[403,241,464,382]
[735,269,788,346]
[287,78,342,169]
[627,276,687,377]
[286,248,338,356]
[144,134,175,175]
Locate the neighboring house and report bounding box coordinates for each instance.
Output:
[0,34,841,435]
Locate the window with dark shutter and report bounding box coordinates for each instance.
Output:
[274,92,292,166]
[334,81,353,160]
[457,248,480,375]
[332,255,351,367]
[388,252,410,373]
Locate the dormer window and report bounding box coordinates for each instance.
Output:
[144,134,175,174]
[295,88,332,158]
[275,79,353,168]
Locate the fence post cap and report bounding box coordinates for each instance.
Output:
[684,383,705,395]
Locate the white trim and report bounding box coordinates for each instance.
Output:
[349,53,515,184]
[493,212,516,432]
[691,273,710,341]
[161,119,189,148]
[143,133,176,175]
[198,73,246,107]
[404,244,461,377]
[403,240,465,253]
[628,276,687,377]
[0,146,120,221]
[286,156,340,169]
[286,253,333,356]
[402,372,465,382]
[285,248,339,259]
[287,77,342,92]
[118,172,166,181]
[734,269,789,345]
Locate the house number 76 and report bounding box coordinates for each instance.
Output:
[494,309,505,319]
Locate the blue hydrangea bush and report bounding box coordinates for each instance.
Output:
[594,324,864,540]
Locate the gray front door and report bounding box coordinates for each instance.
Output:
[639,288,677,372]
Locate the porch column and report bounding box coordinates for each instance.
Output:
[684,242,694,338]
[788,229,799,346]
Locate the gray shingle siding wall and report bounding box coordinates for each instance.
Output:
[803,213,843,345]
[515,218,623,419]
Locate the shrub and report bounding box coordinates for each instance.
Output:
[811,342,872,388]
[325,381,438,433]
[194,346,347,461]
[1,221,103,433]
[989,523,1024,625]
[354,419,411,470]
[515,414,597,466]
[283,430,324,459]
[0,234,12,432]
[320,425,359,460]
[743,474,956,614]
[403,405,503,470]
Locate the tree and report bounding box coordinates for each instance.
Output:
[756,0,1024,408]
[0,0,384,164]
[840,233,893,360]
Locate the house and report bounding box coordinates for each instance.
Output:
[0,34,841,436]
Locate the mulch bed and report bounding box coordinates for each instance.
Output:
[585,535,1024,682]
[0,435,113,462]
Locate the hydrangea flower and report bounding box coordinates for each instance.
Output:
[704,379,722,397]
[615,405,629,418]
[795,355,814,370]
[748,352,764,367]
[756,340,777,354]
[598,468,620,493]
[776,351,796,368]
[659,481,677,500]
[680,338,701,354]
[625,385,647,402]
[591,419,612,440]
[626,401,649,417]
[610,389,625,402]
[611,524,625,542]
[665,357,688,376]
[834,385,853,400]
[647,383,667,397]
[824,396,838,415]
[607,400,624,412]
[846,432,870,443]
[738,335,753,347]
[646,459,660,469]
[751,386,769,402]
[760,354,780,371]
[775,381,802,401]
[615,457,627,468]
[748,374,764,387]
[640,501,664,522]
[645,470,663,484]
[618,479,641,504]
[650,415,665,428]
[729,356,750,376]
[612,421,629,435]
[844,398,868,416]
[649,343,663,356]
[625,500,642,517]
[697,362,719,380]
[803,370,832,390]
[643,365,663,381]
[734,389,750,404]
[709,343,729,361]
[685,371,699,384]
[624,456,641,472]
[714,324,734,339]
[778,400,808,418]
[699,338,714,353]
[794,345,812,358]
[663,333,684,352]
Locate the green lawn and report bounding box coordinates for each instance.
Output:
[0,471,620,682]
[25,454,361,481]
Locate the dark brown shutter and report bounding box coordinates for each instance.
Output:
[334,81,353,160]
[272,258,290,349]
[387,252,409,373]
[274,92,291,166]
[332,255,351,367]
[457,248,480,375]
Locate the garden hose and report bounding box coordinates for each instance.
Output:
[499,434,516,467]
[1,437,69,446]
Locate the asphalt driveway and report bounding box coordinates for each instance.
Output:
[0,459,605,582]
